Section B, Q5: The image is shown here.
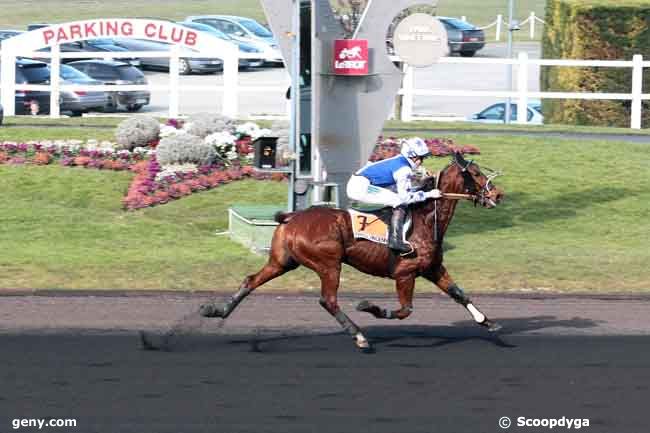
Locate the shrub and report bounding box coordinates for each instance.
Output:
[184,113,235,138]
[114,116,161,150]
[156,134,217,166]
[541,0,650,127]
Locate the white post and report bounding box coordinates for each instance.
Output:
[496,14,503,41]
[168,45,180,119]
[530,12,536,39]
[461,16,467,22]
[516,52,529,124]
[401,65,414,122]
[50,44,61,118]
[222,44,239,118]
[1,48,16,116]
[631,54,643,130]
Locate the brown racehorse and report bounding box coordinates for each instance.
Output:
[200,152,505,352]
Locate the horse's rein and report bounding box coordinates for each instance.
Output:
[432,172,477,242]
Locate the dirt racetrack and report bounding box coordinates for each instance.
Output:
[1,291,650,433]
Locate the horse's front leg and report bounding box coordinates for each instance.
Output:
[357,277,415,320]
[424,266,501,332]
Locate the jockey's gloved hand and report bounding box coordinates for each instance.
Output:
[424,189,442,199]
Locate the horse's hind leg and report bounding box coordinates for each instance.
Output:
[316,268,373,353]
[200,229,298,319]
[357,277,415,320]
[424,265,501,332]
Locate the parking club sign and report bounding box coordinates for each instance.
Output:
[333,39,369,75]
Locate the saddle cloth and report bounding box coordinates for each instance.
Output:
[348,208,411,246]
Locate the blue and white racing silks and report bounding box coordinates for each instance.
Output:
[356,155,427,205]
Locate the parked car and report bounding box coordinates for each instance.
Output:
[468,101,543,124]
[67,60,150,112]
[438,17,485,57]
[0,29,23,43]
[33,40,141,66]
[184,15,283,65]
[8,58,52,115]
[112,38,223,74]
[177,21,265,69]
[58,64,109,116]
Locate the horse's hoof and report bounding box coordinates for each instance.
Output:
[199,303,223,318]
[482,319,502,333]
[356,300,373,312]
[139,331,159,351]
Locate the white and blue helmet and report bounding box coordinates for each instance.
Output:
[401,137,431,159]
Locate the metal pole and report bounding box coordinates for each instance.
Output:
[288,0,301,212]
[505,0,515,124]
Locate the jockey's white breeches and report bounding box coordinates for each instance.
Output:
[346,175,402,208]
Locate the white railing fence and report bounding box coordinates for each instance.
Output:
[1,49,647,129]
[0,49,287,119]
[399,52,650,129]
[468,12,546,41]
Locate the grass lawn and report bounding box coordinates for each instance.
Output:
[1,128,648,293]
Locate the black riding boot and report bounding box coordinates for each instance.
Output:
[388,206,412,254]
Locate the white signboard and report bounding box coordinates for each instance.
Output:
[392,14,448,67]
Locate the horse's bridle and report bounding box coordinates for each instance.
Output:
[430,159,502,242]
[453,159,502,208]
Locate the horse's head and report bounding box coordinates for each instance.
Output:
[420,152,504,208]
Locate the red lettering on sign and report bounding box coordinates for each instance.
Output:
[157,25,168,41]
[56,27,69,43]
[42,29,55,45]
[105,21,118,36]
[121,21,133,37]
[144,23,156,38]
[170,27,184,44]
[69,24,82,40]
[184,31,197,47]
[84,22,97,38]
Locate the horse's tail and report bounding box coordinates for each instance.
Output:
[274,211,295,224]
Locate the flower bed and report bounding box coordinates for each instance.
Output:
[121,156,283,210]
[0,118,480,211]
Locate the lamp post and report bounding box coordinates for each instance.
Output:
[504,0,519,124]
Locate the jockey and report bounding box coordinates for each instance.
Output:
[346,137,441,253]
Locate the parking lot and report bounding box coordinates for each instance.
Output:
[134,42,541,120]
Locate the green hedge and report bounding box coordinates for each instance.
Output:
[541,0,650,127]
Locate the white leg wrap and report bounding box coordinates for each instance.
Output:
[467,303,486,323]
[355,332,369,347]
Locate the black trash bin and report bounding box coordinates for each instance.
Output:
[253,137,279,169]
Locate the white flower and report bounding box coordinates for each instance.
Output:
[155,163,198,182]
[160,125,187,138]
[205,131,237,147]
[256,128,273,139]
[235,121,260,137]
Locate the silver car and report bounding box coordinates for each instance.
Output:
[67,60,150,112]
[58,64,109,116]
[185,15,283,65]
[177,21,265,69]
[112,38,223,75]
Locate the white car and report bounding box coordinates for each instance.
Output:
[185,15,283,65]
[469,101,544,125]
